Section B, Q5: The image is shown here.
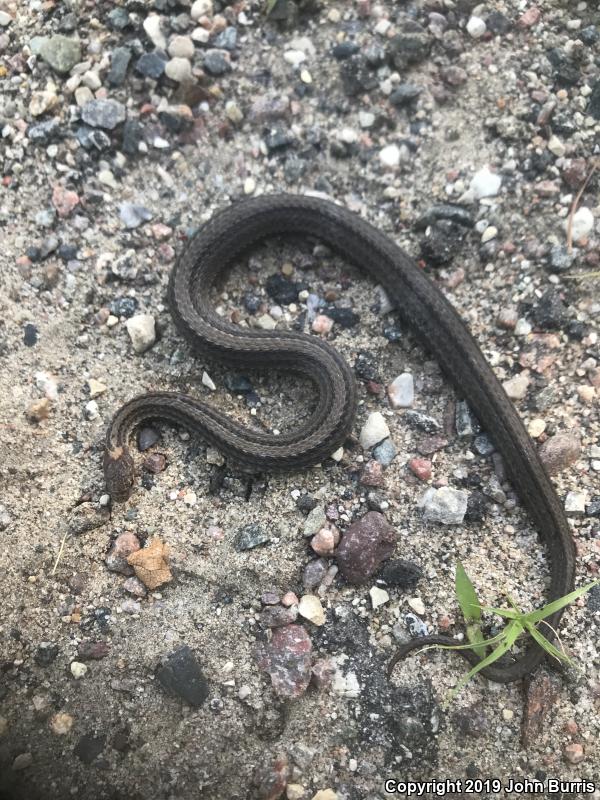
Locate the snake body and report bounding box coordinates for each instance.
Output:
[104,194,575,683]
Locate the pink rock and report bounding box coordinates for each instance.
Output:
[311,526,339,556]
[564,743,585,764]
[255,624,312,699]
[52,185,79,218]
[518,7,541,28]
[151,223,172,240]
[311,314,333,334]
[538,432,581,475]
[260,605,298,628]
[105,531,140,575]
[123,576,147,597]
[281,592,299,607]
[409,458,432,481]
[335,511,397,585]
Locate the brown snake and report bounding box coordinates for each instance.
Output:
[104,193,576,684]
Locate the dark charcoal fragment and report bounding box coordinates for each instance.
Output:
[156,645,209,707]
[420,220,466,267]
[339,55,378,96]
[265,273,298,304]
[389,83,422,107]
[377,559,423,590]
[324,306,359,328]
[34,642,59,666]
[531,288,567,330]
[74,733,106,764]
[415,203,474,230]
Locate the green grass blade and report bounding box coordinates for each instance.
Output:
[455,561,486,657]
[524,621,574,666]
[478,605,520,619]
[523,580,600,625]
[447,621,523,701]
[455,561,482,622]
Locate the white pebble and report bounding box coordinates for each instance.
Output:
[370,586,389,609]
[191,0,213,20]
[379,144,401,168]
[202,371,216,390]
[298,595,326,626]
[126,314,156,354]
[547,135,566,157]
[359,412,390,449]
[70,662,88,679]
[408,597,426,615]
[143,15,166,49]
[387,373,414,408]
[470,166,502,199]
[467,16,487,38]
[568,207,594,241]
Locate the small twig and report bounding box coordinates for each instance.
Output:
[566,162,597,252]
[51,531,69,575]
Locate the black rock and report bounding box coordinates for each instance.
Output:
[415,203,474,230]
[382,323,402,342]
[465,491,487,522]
[404,411,441,434]
[377,559,423,590]
[224,374,253,394]
[332,41,360,60]
[107,47,131,87]
[455,400,480,437]
[34,641,59,666]
[76,126,112,151]
[110,296,138,318]
[486,11,511,35]
[547,245,575,273]
[296,494,318,515]
[566,320,586,340]
[213,27,237,51]
[587,80,600,121]
[387,23,431,70]
[121,120,146,155]
[264,127,295,153]
[243,292,262,314]
[354,351,380,382]
[203,49,231,76]
[138,427,160,451]
[420,220,465,267]
[586,499,600,518]
[74,733,106,764]
[531,288,567,330]
[28,118,62,143]
[135,51,167,80]
[23,323,39,347]
[339,55,378,97]
[473,434,495,456]
[580,26,599,46]
[265,273,298,304]
[389,83,422,108]
[546,48,580,87]
[156,645,209,707]
[58,243,78,262]
[325,306,359,328]
[234,523,270,551]
[587,585,600,613]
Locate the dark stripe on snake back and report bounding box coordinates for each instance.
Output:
[104,193,576,684]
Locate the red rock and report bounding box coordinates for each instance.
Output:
[409,458,432,481]
[52,185,79,218]
[360,459,385,487]
[417,435,448,455]
[335,511,397,585]
[254,755,289,800]
[77,641,110,660]
[255,625,312,699]
[143,453,166,473]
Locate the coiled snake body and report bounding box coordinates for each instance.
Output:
[104,194,575,684]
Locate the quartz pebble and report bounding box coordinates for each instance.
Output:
[420,486,468,525]
[359,412,390,449]
[369,586,389,609]
[298,595,326,626]
[126,314,156,354]
[503,372,529,400]
[470,167,502,199]
[466,17,486,38]
[387,373,414,408]
[568,207,594,241]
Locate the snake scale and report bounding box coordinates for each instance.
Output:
[104,193,576,684]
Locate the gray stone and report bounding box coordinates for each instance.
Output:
[81,99,126,130]
[38,35,81,74]
[420,486,468,525]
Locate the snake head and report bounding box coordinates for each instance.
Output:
[103,446,135,503]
